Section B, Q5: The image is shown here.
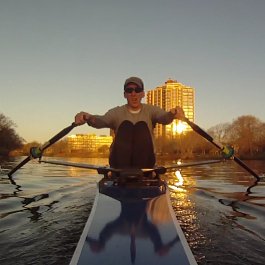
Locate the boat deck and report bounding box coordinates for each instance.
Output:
[70,176,197,265]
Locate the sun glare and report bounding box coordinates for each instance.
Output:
[173,121,187,134]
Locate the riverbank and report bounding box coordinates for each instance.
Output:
[5,152,265,161]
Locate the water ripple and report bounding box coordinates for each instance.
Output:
[0,157,265,265]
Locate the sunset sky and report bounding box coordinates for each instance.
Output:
[1,0,265,143]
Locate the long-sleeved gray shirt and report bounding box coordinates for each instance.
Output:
[87,104,175,146]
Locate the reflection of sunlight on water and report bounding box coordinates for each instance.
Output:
[67,166,90,177]
[168,170,185,192]
[167,169,197,193]
[167,169,195,220]
[165,169,205,256]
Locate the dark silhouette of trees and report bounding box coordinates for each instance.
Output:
[18,141,41,156]
[208,123,230,144]
[155,115,265,159]
[5,113,265,159]
[155,131,213,159]
[44,139,71,156]
[256,123,265,154]
[227,115,265,157]
[0,113,24,156]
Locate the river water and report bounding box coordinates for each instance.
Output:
[0,157,264,265]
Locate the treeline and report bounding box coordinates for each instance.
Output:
[156,115,265,159]
[11,139,110,158]
[0,113,24,156]
[2,112,265,159]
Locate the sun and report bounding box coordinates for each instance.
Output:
[173,121,187,134]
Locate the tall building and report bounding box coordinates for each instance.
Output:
[146,79,195,138]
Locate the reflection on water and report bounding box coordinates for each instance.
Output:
[165,160,265,265]
[0,157,265,265]
[166,170,202,260]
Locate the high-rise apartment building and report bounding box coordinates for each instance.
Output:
[146,79,195,138]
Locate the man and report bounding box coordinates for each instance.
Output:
[75,76,185,168]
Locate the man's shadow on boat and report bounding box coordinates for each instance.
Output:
[86,196,179,263]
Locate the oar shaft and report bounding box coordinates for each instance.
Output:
[165,159,224,170]
[8,122,78,177]
[184,118,260,181]
[234,157,260,180]
[8,156,31,177]
[41,123,77,151]
[184,118,214,142]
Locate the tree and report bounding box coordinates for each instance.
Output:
[19,141,41,155]
[256,123,265,154]
[208,122,231,144]
[0,113,24,156]
[228,115,265,156]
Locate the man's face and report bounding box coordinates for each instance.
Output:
[124,83,145,110]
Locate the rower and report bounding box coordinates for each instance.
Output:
[74,76,186,169]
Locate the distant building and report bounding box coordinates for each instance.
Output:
[146,79,195,138]
[67,134,113,152]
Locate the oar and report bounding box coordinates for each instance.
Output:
[165,159,224,170]
[183,117,260,181]
[40,159,224,173]
[8,122,78,177]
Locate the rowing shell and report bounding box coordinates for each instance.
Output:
[69,171,197,265]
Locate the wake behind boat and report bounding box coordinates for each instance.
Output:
[69,168,197,265]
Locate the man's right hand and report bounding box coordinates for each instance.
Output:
[74,111,90,125]
[170,106,186,120]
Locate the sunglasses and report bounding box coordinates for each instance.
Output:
[124,87,143,93]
